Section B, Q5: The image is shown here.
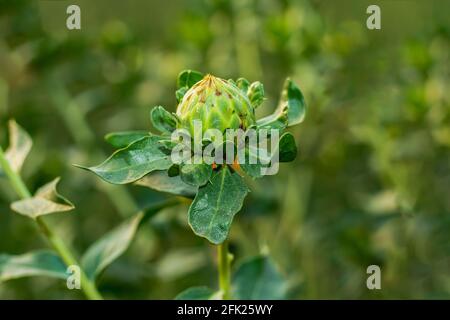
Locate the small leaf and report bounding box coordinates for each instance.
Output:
[239,147,264,179]
[150,106,178,135]
[177,70,204,89]
[11,178,74,219]
[247,81,264,108]
[105,131,149,149]
[135,170,197,197]
[235,78,250,93]
[278,132,297,162]
[2,120,32,174]
[81,201,173,280]
[180,163,213,187]
[176,86,188,102]
[81,213,143,280]
[232,255,287,300]
[77,136,173,184]
[175,286,221,300]
[0,250,67,282]
[188,167,249,244]
[256,78,306,130]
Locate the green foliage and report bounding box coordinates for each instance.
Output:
[77,136,172,184]
[177,70,204,89]
[247,81,265,108]
[81,213,143,281]
[0,251,67,282]
[105,131,149,149]
[232,255,287,300]
[10,178,74,219]
[135,170,198,197]
[257,79,306,130]
[175,286,220,300]
[1,0,448,300]
[278,132,297,162]
[150,106,179,135]
[180,163,213,187]
[188,167,249,244]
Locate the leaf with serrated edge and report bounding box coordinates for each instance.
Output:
[11,178,74,219]
[135,170,197,197]
[3,120,32,174]
[175,286,221,300]
[256,78,306,130]
[0,250,67,282]
[232,255,287,300]
[77,136,173,184]
[188,166,249,244]
[105,131,150,149]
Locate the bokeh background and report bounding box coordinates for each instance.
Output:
[0,0,449,299]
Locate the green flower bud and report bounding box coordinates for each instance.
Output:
[176,74,256,136]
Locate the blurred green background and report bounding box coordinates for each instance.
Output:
[0,0,449,299]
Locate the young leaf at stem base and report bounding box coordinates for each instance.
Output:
[188,166,249,244]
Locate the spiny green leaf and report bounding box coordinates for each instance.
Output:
[1,120,32,175]
[11,178,74,219]
[81,201,175,280]
[278,132,297,162]
[188,166,249,244]
[247,81,265,108]
[175,286,221,300]
[0,250,67,282]
[104,131,150,149]
[150,106,178,134]
[76,136,173,184]
[135,170,197,197]
[256,78,306,130]
[177,70,204,89]
[180,162,213,187]
[232,255,287,300]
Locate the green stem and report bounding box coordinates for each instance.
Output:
[0,146,103,300]
[218,240,232,300]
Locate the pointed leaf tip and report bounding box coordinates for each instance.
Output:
[10,177,74,219]
[80,136,173,185]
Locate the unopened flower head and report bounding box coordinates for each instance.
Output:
[176,74,256,136]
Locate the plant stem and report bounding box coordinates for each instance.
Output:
[0,146,103,300]
[218,240,232,299]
